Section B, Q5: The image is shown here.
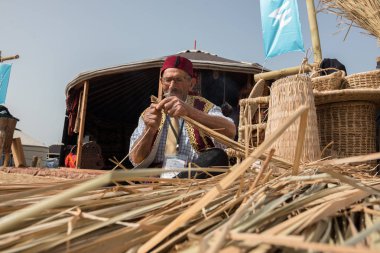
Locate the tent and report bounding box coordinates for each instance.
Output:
[13,129,48,167]
[63,50,267,169]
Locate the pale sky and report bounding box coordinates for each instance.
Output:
[1,0,379,146]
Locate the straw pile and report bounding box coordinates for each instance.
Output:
[0,105,379,252]
[0,161,379,252]
[321,0,380,39]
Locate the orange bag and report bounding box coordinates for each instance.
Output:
[64,146,77,168]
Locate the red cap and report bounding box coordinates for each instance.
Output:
[160,55,193,77]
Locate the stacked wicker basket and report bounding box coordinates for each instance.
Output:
[313,69,380,162]
[239,68,380,164]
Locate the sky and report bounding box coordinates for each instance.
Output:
[1,0,379,146]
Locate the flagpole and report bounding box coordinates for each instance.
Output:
[306,0,322,64]
[0,51,20,63]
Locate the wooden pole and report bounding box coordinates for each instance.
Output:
[0,54,19,62]
[306,0,322,64]
[254,63,317,82]
[76,81,89,169]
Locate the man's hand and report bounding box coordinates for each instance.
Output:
[143,104,162,131]
[155,96,236,139]
[155,96,190,118]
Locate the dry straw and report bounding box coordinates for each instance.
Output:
[1,163,380,252]
[321,0,380,39]
[265,75,321,163]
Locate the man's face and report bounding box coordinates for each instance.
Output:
[161,68,194,101]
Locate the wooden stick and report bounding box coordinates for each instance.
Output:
[309,152,380,166]
[76,80,89,169]
[292,109,309,175]
[138,105,309,253]
[248,148,275,194]
[0,54,19,62]
[244,116,249,158]
[158,75,163,101]
[254,63,317,82]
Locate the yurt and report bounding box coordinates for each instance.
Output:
[13,129,48,167]
[63,49,267,169]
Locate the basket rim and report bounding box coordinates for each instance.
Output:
[311,69,345,80]
[314,88,380,106]
[345,69,380,79]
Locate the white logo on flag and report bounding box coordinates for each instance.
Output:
[268,0,292,29]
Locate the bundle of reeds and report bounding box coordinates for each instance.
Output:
[1,106,380,252]
[321,0,380,39]
[0,162,379,252]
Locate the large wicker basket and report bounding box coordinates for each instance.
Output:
[317,101,376,161]
[265,75,321,163]
[311,70,345,91]
[345,69,380,89]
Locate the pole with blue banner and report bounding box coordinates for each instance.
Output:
[0,63,12,104]
[255,0,322,81]
[260,0,305,59]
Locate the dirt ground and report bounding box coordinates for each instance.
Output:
[0,171,68,184]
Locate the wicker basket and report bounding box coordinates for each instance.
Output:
[238,97,269,148]
[345,69,380,89]
[317,101,376,161]
[265,75,321,163]
[238,79,270,150]
[311,70,345,91]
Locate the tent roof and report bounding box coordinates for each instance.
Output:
[65,50,267,95]
[13,129,47,148]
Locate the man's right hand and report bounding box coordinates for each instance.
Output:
[143,104,162,131]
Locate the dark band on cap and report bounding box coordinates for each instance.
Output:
[175,56,180,67]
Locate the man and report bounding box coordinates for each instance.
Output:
[129,55,236,178]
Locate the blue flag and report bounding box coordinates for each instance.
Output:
[260,0,304,59]
[0,64,12,104]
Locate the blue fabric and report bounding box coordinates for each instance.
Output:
[0,64,12,104]
[260,0,304,59]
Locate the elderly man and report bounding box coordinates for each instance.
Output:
[129,55,236,178]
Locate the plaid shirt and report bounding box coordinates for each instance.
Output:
[129,104,233,167]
